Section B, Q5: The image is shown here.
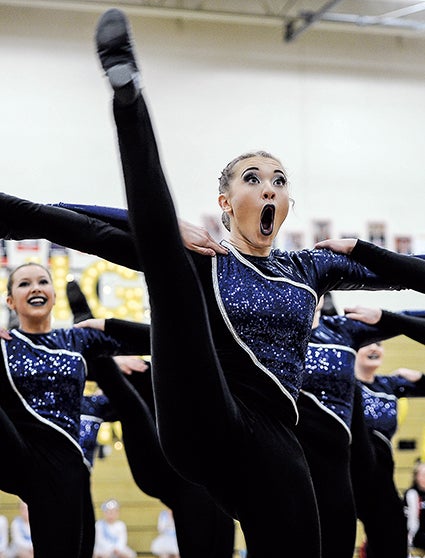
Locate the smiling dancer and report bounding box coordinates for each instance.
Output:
[0,262,151,558]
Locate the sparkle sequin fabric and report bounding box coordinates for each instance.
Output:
[358,375,416,441]
[2,328,122,444]
[213,241,399,414]
[303,315,383,428]
[80,394,116,466]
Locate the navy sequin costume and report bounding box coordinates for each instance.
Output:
[110,87,419,558]
[80,393,117,467]
[348,310,425,558]
[0,320,149,558]
[298,312,415,558]
[355,372,425,558]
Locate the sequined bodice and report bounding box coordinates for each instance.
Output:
[215,246,317,403]
[303,316,383,428]
[359,376,416,441]
[197,240,401,418]
[2,328,122,444]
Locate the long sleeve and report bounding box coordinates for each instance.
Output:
[351,240,425,294]
[0,192,140,270]
[104,318,151,355]
[378,310,425,345]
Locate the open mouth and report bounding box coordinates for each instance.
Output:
[28,296,48,307]
[260,204,275,236]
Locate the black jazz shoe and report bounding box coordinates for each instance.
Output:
[95,9,140,103]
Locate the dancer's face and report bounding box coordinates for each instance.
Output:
[7,264,55,326]
[218,155,289,255]
[356,342,384,371]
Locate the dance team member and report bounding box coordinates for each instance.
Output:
[354,340,425,558]
[404,461,425,555]
[0,262,150,558]
[91,9,425,556]
[299,300,425,558]
[68,281,236,558]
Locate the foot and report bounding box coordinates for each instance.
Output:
[66,280,94,324]
[95,8,140,104]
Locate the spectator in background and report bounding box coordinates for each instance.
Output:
[93,499,136,558]
[404,462,425,557]
[8,502,33,558]
[354,342,425,558]
[150,509,180,558]
[0,514,8,558]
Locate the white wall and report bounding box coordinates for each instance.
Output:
[1,5,425,311]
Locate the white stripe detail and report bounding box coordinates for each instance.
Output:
[81,414,103,424]
[300,390,352,442]
[372,430,393,453]
[361,384,397,401]
[12,329,88,377]
[308,342,357,357]
[1,337,85,458]
[212,254,299,423]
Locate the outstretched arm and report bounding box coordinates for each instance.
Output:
[0,193,226,260]
[345,306,425,346]
[0,192,139,269]
[316,238,425,294]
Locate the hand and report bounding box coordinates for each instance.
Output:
[314,238,358,254]
[394,367,423,382]
[0,327,11,340]
[179,220,228,257]
[344,306,382,325]
[74,318,105,331]
[113,355,149,375]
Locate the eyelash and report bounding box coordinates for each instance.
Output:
[243,173,286,187]
[18,279,49,288]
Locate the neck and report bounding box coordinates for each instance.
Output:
[18,316,52,334]
[227,234,273,257]
[312,310,321,329]
[355,367,376,383]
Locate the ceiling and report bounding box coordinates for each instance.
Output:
[2,0,425,41]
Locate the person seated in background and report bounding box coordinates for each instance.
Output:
[0,514,8,558]
[8,502,33,558]
[93,499,136,558]
[404,462,425,557]
[150,509,180,558]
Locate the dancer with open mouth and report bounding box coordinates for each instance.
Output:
[4,8,425,556]
[88,8,425,556]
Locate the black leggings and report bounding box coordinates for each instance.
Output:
[353,434,408,558]
[297,393,356,558]
[91,357,235,558]
[112,92,321,557]
[0,363,94,558]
